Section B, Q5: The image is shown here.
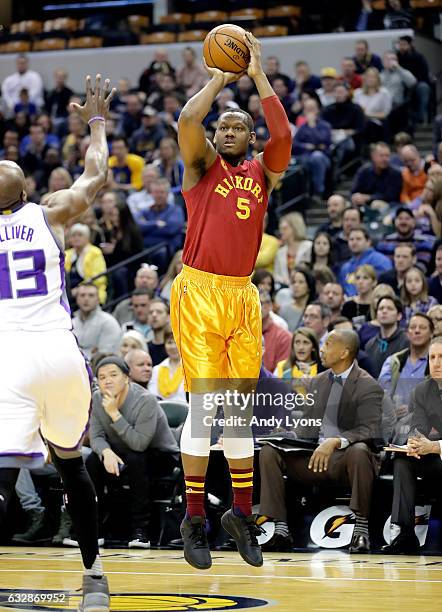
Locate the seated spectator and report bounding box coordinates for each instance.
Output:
[317,67,338,107]
[397,35,431,124]
[302,301,331,347]
[318,194,347,238]
[101,200,144,299]
[339,57,362,91]
[265,55,293,91]
[379,313,433,442]
[45,68,73,122]
[429,244,442,303]
[339,226,392,296]
[113,268,156,326]
[147,299,170,366]
[415,176,442,238]
[354,69,392,143]
[233,75,256,108]
[109,137,144,191]
[277,267,316,331]
[335,207,364,265]
[321,282,345,322]
[0,130,19,158]
[400,145,427,203]
[152,138,184,197]
[65,223,107,305]
[119,93,142,139]
[252,269,275,298]
[139,49,176,95]
[382,336,442,554]
[129,106,166,162]
[353,39,383,74]
[255,213,280,273]
[61,114,87,161]
[428,304,442,336]
[135,178,185,261]
[14,88,37,119]
[40,166,73,205]
[147,73,185,113]
[384,0,413,29]
[274,213,312,287]
[78,207,106,248]
[119,330,148,358]
[87,356,179,548]
[328,317,376,377]
[294,95,322,128]
[358,283,396,348]
[176,47,207,99]
[377,207,435,272]
[274,327,320,382]
[378,242,417,295]
[342,264,377,328]
[401,266,438,324]
[19,124,52,183]
[149,328,186,402]
[381,51,416,133]
[261,291,292,372]
[390,131,414,169]
[293,61,321,99]
[127,165,169,220]
[259,329,383,553]
[1,54,44,115]
[159,250,183,303]
[293,100,331,197]
[308,232,336,273]
[73,284,122,360]
[351,142,402,211]
[365,295,409,377]
[126,349,153,389]
[312,265,336,297]
[123,288,153,339]
[321,84,366,163]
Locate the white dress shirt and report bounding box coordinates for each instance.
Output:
[1,70,44,113]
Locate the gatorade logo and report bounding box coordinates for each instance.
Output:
[310,505,355,548]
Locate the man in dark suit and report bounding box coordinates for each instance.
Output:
[382,336,442,554]
[259,329,383,552]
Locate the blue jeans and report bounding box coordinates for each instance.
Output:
[301,151,331,195]
[414,81,431,123]
[15,465,58,512]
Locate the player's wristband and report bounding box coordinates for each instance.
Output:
[88,116,105,126]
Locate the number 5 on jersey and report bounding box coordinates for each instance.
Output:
[236,197,251,220]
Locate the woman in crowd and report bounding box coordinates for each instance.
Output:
[274,212,312,287]
[159,249,183,303]
[64,223,107,305]
[429,243,442,303]
[416,176,442,238]
[354,67,392,142]
[358,283,396,348]
[274,327,321,396]
[312,265,336,297]
[401,266,438,323]
[342,264,377,328]
[309,232,336,273]
[153,137,184,197]
[119,330,148,358]
[78,207,106,248]
[252,268,275,297]
[149,327,186,402]
[277,267,316,331]
[40,167,73,205]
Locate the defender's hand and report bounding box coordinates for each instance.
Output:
[243,31,264,78]
[70,74,116,123]
[203,58,244,86]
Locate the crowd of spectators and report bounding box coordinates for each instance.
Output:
[4,30,442,552]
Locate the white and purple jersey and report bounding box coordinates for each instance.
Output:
[0,201,71,332]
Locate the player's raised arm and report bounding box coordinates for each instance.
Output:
[243,32,292,191]
[45,74,116,226]
[178,66,242,190]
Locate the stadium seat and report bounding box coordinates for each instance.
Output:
[411,0,442,6]
[159,400,188,443]
[128,15,150,33]
[140,32,177,44]
[253,25,289,37]
[193,10,229,24]
[33,38,66,51]
[43,18,78,32]
[229,8,265,20]
[266,6,301,18]
[10,20,43,35]
[160,13,192,25]
[68,36,103,49]
[2,40,32,53]
[178,29,208,42]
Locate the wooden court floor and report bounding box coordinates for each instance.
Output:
[0,547,441,611]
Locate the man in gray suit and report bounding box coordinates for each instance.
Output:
[259,329,383,552]
[382,336,442,554]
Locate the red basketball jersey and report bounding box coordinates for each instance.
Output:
[182,155,269,276]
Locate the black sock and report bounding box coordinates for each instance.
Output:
[0,468,19,524]
[48,447,99,571]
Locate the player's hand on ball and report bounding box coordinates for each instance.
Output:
[243,31,264,78]
[70,73,116,123]
[203,58,244,86]
[102,448,124,475]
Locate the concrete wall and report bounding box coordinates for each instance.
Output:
[0,28,418,93]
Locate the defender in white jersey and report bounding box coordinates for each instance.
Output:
[0,75,115,612]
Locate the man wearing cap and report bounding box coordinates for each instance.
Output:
[317,67,338,107]
[86,356,179,548]
[376,207,435,273]
[129,106,166,161]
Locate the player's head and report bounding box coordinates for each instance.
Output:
[0,161,26,211]
[214,110,256,164]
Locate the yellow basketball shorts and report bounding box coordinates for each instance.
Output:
[170,265,262,392]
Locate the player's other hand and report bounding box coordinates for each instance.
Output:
[243,31,264,78]
[70,74,116,123]
[102,448,124,475]
[203,58,244,86]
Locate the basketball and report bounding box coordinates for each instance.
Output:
[203,24,250,74]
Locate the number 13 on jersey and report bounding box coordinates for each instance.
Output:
[0,250,48,300]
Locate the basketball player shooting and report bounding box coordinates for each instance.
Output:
[170,31,292,570]
[0,75,115,610]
